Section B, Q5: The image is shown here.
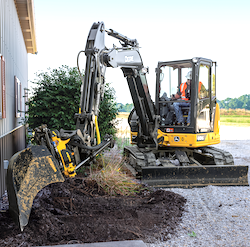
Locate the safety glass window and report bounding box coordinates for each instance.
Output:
[198,65,209,99]
[159,64,192,99]
[197,64,211,133]
[159,62,192,126]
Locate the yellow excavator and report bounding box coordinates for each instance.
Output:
[7,22,248,231]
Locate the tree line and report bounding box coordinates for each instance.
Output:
[218,94,250,110]
[117,103,133,112]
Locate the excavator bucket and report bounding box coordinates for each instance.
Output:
[141,165,249,188]
[7,145,65,231]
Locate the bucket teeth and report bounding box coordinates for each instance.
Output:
[7,145,65,231]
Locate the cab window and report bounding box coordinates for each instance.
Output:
[158,62,192,127]
[196,64,211,133]
[198,65,209,99]
[159,63,192,99]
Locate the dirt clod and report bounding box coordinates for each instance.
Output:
[0,177,186,246]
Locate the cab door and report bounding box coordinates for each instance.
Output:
[196,59,216,133]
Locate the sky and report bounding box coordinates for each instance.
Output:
[28,0,250,104]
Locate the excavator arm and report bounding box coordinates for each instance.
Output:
[76,21,160,148]
[103,26,160,148]
[75,22,159,150]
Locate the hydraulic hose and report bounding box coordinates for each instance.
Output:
[77,50,85,84]
[95,115,101,144]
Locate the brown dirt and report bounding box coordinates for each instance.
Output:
[0,177,186,247]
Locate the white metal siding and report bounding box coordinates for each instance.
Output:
[0,0,28,196]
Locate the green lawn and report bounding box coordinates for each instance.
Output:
[220,115,250,126]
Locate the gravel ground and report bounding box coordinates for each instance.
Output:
[147,135,250,247]
[147,185,250,247]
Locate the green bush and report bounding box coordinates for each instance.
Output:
[25,66,118,139]
[98,83,118,138]
[26,65,81,130]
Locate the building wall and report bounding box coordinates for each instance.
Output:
[0,0,28,196]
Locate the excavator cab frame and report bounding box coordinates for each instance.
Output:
[155,58,216,134]
[153,58,220,147]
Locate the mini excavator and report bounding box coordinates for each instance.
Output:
[7,22,249,231]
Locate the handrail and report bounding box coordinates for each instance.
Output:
[0,125,24,140]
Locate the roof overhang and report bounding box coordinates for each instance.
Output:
[14,0,37,54]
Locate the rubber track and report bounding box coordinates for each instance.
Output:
[201,146,234,166]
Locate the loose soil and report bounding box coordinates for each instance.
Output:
[0,177,186,247]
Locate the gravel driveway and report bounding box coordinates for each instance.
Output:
[148,125,250,247]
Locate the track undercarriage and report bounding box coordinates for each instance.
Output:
[124,146,249,188]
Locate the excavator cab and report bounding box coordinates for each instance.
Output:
[156,58,218,139]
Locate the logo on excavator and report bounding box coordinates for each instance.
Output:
[166,128,174,133]
[174,136,180,142]
[125,56,134,62]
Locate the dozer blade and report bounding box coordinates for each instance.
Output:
[7,145,65,231]
[142,165,249,188]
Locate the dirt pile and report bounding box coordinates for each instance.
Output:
[0,177,186,247]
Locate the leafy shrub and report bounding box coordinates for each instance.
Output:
[26,65,81,130]
[98,83,118,138]
[25,66,118,139]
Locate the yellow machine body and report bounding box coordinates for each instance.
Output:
[131,103,221,149]
[51,132,76,177]
[157,130,220,148]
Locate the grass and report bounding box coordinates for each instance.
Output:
[116,113,132,149]
[188,231,197,237]
[78,112,135,195]
[117,112,130,119]
[87,155,141,196]
[220,109,250,126]
[85,112,139,196]
[116,136,131,150]
[220,116,250,124]
[220,108,250,116]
